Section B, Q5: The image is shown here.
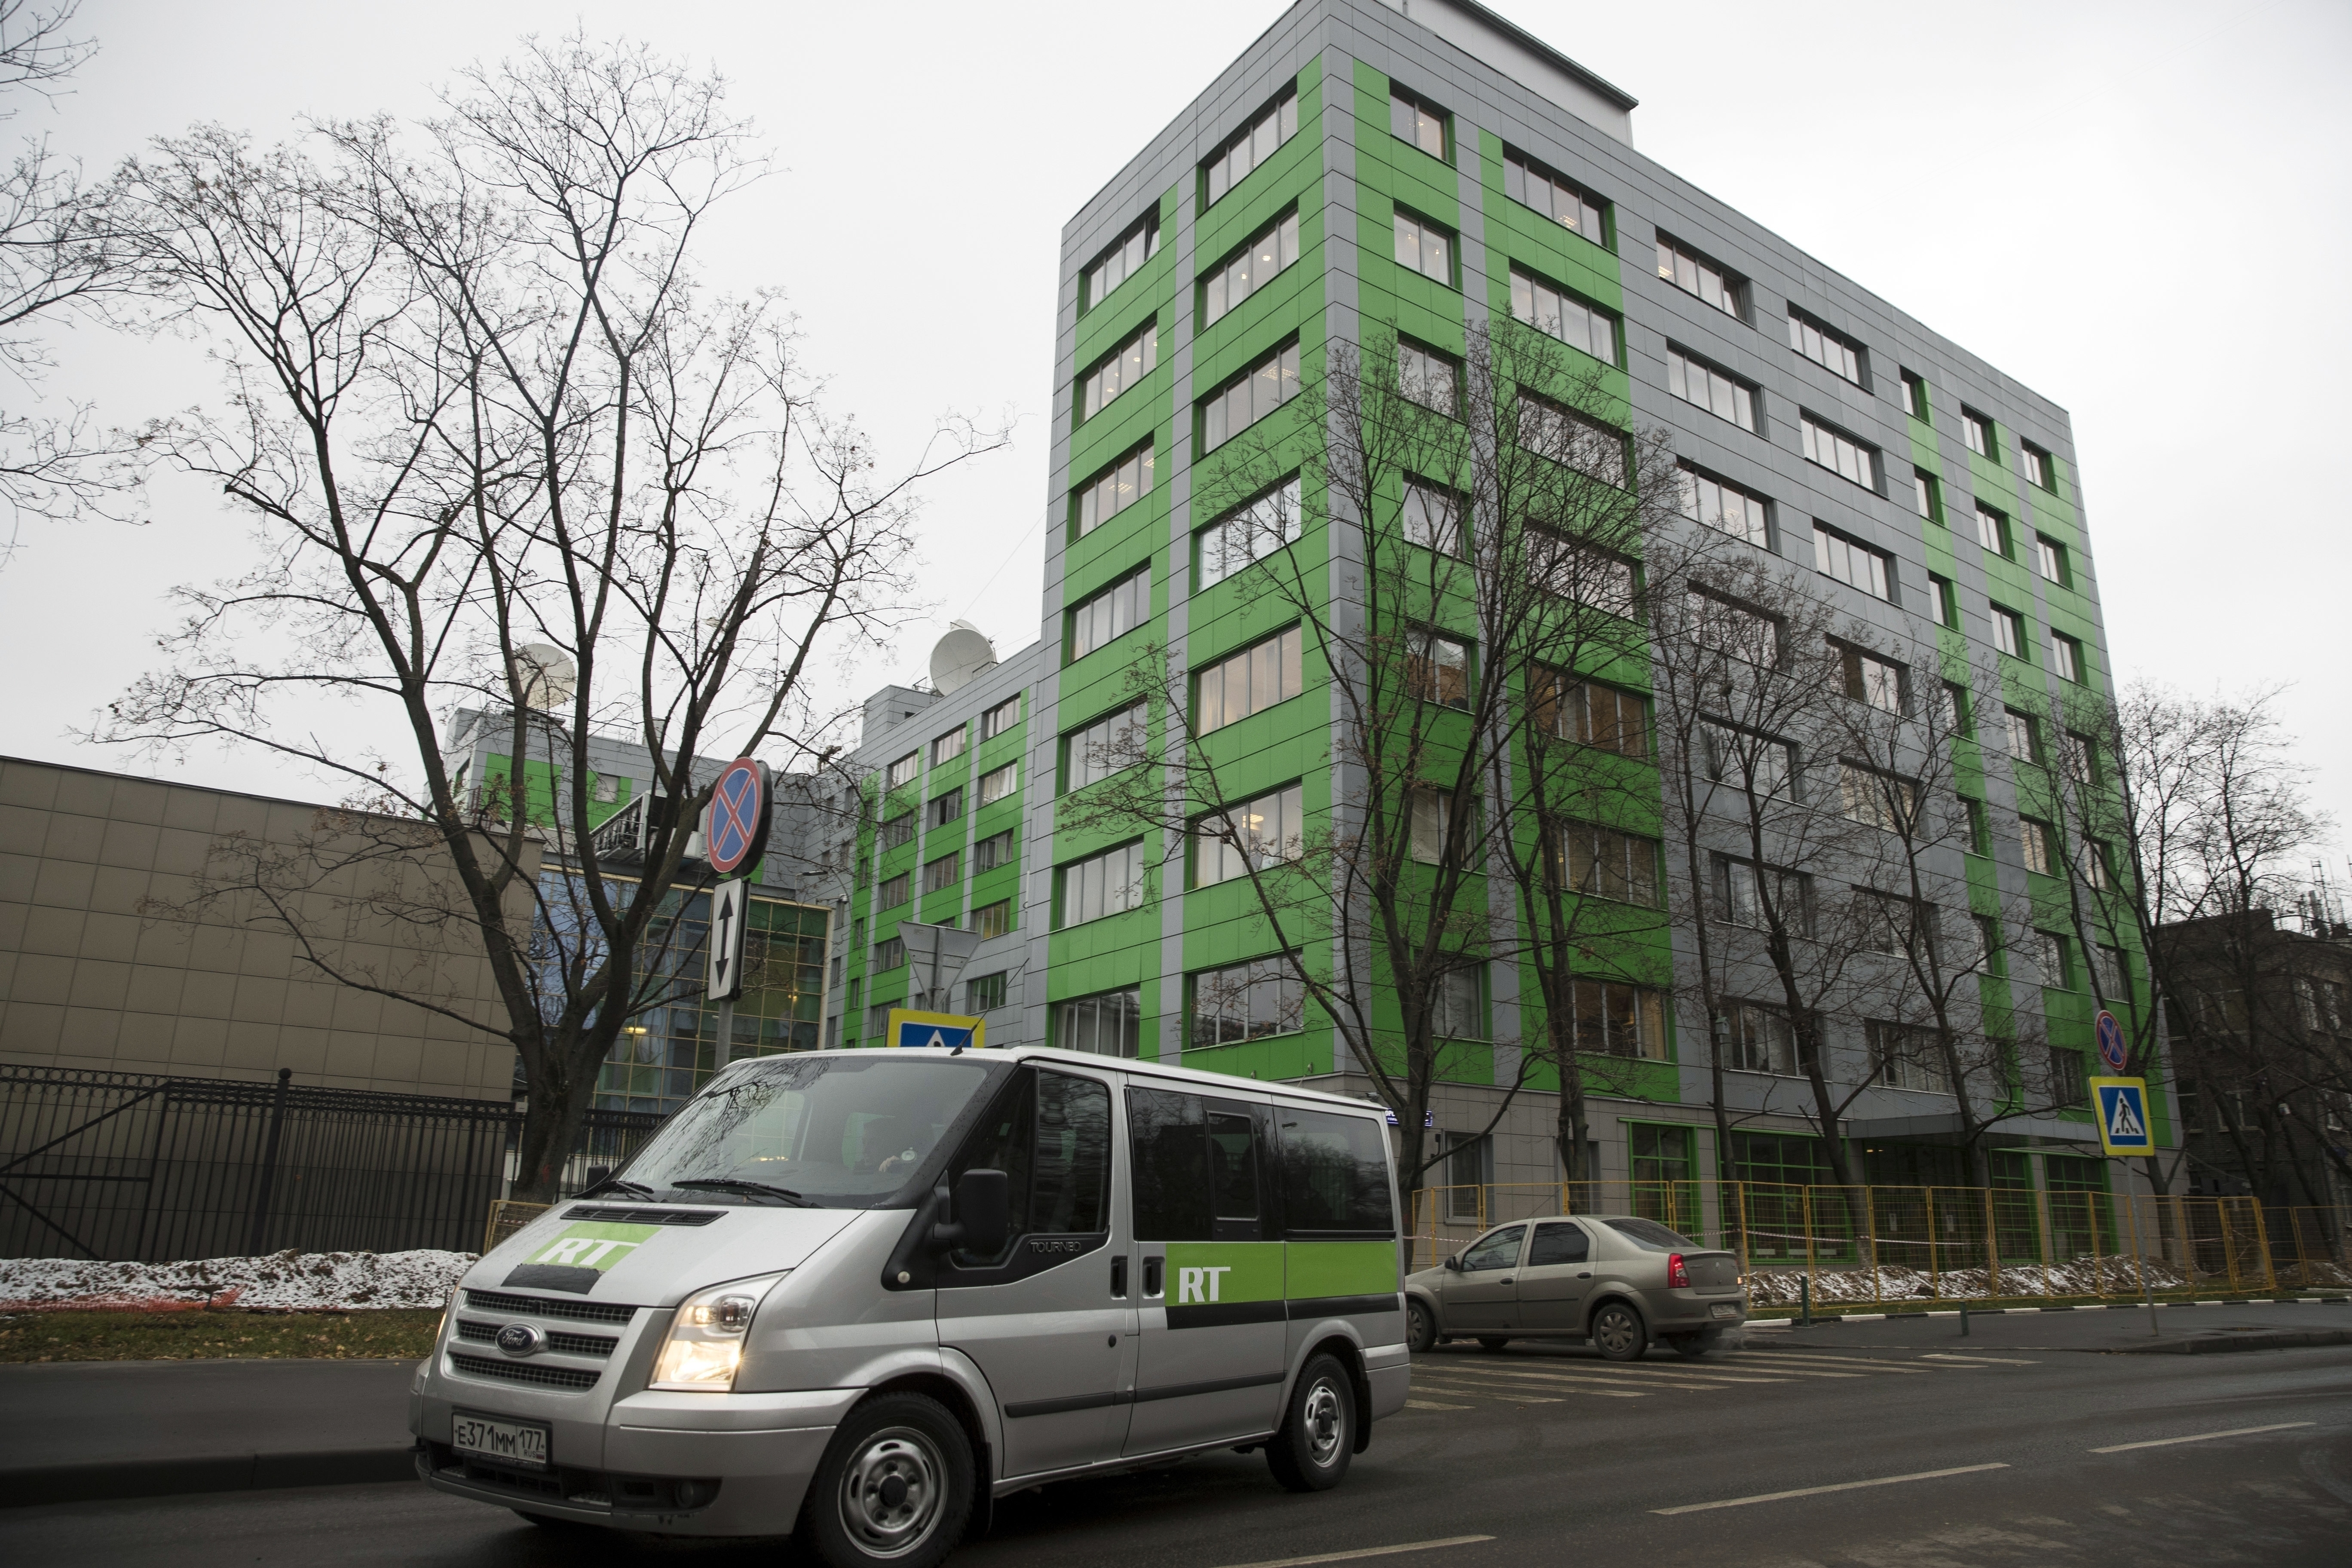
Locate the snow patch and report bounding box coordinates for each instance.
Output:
[1746,1253,2352,1305]
[0,1250,475,1311]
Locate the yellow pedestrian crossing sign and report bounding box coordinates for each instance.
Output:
[884,1009,986,1050]
[2090,1077,2154,1156]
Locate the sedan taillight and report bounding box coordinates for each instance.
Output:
[1666,1253,1691,1289]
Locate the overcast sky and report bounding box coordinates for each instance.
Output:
[4,0,2346,872]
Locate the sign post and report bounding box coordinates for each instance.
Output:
[2092,1072,2159,1335]
[703,760,770,1063]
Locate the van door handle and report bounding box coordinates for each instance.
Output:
[1111,1256,1128,1298]
[1143,1256,1164,1297]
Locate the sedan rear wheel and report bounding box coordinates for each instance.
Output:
[1407,1298,1439,1354]
[1589,1302,1648,1363]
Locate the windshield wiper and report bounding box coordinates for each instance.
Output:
[671,1177,819,1208]
[577,1176,657,1200]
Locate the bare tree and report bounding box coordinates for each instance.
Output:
[98,37,998,1200]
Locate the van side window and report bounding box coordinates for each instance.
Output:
[1208,1109,1260,1222]
[1527,1220,1589,1265]
[1128,1087,1269,1240]
[1274,1107,1396,1236]
[952,1069,1112,1252]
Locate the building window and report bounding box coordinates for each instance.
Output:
[886,752,920,790]
[1407,628,1471,709]
[1838,762,1917,832]
[1899,370,1929,420]
[1074,442,1155,537]
[1928,573,1958,629]
[2037,929,2073,989]
[1529,531,1637,616]
[1393,209,1454,285]
[1190,955,1305,1048]
[1714,857,1812,933]
[876,874,910,910]
[1057,841,1145,927]
[1834,640,1906,712]
[867,1001,893,1036]
[1964,796,1990,854]
[972,827,1017,871]
[2020,817,2057,876]
[1389,86,1449,160]
[1871,1021,1950,1093]
[966,971,1008,1012]
[1081,321,1158,421]
[1083,211,1160,312]
[1800,414,1877,490]
[1203,209,1301,327]
[1940,680,1972,736]
[1667,347,1756,431]
[922,851,960,894]
[1556,820,1660,906]
[1196,781,1306,888]
[1503,149,1605,242]
[1721,1000,1802,1075]
[1434,967,1485,1040]
[2033,533,2069,586]
[1398,339,1458,416]
[1401,476,1465,554]
[980,695,1021,739]
[2002,707,2042,764]
[2046,1047,2087,1107]
[1519,396,1629,488]
[1574,979,1669,1060]
[1196,626,1304,733]
[1069,565,1149,661]
[2022,441,2055,490]
[2062,730,2098,784]
[929,789,964,828]
[1912,468,1942,524]
[1531,671,1649,757]
[879,812,916,850]
[2079,837,2113,891]
[931,727,966,766]
[1201,339,1301,451]
[1813,523,1892,600]
[2092,946,2131,1002]
[974,899,1014,939]
[1690,591,1784,668]
[1509,265,1618,364]
[1678,467,1770,549]
[1063,701,1147,791]
[2049,631,2083,683]
[1989,604,2025,658]
[1655,235,1741,318]
[1961,407,1996,458]
[1198,476,1302,588]
[977,764,1018,807]
[1409,787,1455,865]
[1974,503,2009,557]
[1786,309,1865,386]
[1057,985,1142,1056]
[873,934,906,971]
[1203,88,1298,206]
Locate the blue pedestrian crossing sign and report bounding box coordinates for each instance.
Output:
[885,1009,986,1051]
[2089,1077,2154,1156]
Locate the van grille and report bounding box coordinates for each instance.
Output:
[563,1205,723,1226]
[464,1289,638,1325]
[449,1352,601,1391]
[454,1320,618,1358]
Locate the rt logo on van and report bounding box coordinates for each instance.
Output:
[1176,1266,1233,1304]
[526,1221,659,1272]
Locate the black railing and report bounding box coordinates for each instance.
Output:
[0,1064,666,1262]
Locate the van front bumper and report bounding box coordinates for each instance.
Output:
[413,1386,862,1537]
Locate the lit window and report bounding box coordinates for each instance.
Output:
[1195,782,1305,887]
[1074,442,1155,537]
[1656,235,1741,318]
[1081,322,1158,421]
[1393,210,1453,284]
[1201,340,1301,451]
[1510,265,1617,363]
[1203,210,1302,326]
[1667,347,1755,431]
[1556,819,1660,906]
[1504,150,1605,241]
[1203,89,1298,206]
[1800,414,1876,490]
[1389,87,1449,160]
[1068,566,1149,660]
[1082,211,1161,312]
[1530,672,1648,757]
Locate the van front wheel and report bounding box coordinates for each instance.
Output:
[802,1393,974,1568]
[1265,1354,1355,1493]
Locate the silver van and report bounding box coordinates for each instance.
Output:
[410,1046,1411,1566]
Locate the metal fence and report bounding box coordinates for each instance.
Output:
[0,1065,666,1262]
[1407,1179,2352,1304]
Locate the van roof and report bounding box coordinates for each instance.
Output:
[786,1045,1386,1118]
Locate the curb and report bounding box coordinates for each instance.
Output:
[0,1446,416,1509]
[1749,1295,2352,1323]
[2112,1328,2352,1356]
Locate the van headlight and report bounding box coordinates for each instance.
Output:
[651,1273,787,1392]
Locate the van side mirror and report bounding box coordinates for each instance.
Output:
[934,1168,1010,1256]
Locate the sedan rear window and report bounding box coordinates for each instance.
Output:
[1602,1216,1696,1251]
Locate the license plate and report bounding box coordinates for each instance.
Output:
[1710,1303,1739,1320]
[452,1410,551,1470]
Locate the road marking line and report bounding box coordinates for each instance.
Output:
[1414,1372,1647,1398]
[1411,1381,1564,1403]
[1652,1463,2009,1516]
[1706,1364,1866,1378]
[1213,1534,1496,1568]
[1404,1399,1472,1410]
[1732,1354,1929,1373]
[1922,1353,2040,1366]
[2090,1422,2316,1454]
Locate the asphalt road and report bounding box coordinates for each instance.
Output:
[6,1332,2348,1568]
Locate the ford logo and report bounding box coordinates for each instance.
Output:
[495,1323,544,1357]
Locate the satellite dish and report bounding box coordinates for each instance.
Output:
[511,643,577,710]
[929,621,998,696]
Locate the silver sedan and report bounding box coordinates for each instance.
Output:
[1404,1213,1748,1361]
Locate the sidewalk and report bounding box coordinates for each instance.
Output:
[1747,1295,2352,1355]
[0,1357,419,1507]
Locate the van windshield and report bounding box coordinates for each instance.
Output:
[621,1055,995,1207]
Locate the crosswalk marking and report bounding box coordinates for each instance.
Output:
[1920,1353,2040,1366]
[1404,1399,1471,1410]
[1427,1360,1783,1390]
[1413,1370,1648,1398]
[1731,1352,1932,1373]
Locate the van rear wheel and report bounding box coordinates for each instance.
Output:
[1265,1354,1354,1493]
[801,1392,974,1568]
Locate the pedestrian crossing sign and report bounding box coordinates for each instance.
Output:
[2089,1077,2154,1156]
[885,1009,986,1051]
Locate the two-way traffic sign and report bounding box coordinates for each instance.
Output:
[707,878,750,1002]
[885,1009,986,1051]
[2089,1076,2154,1156]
